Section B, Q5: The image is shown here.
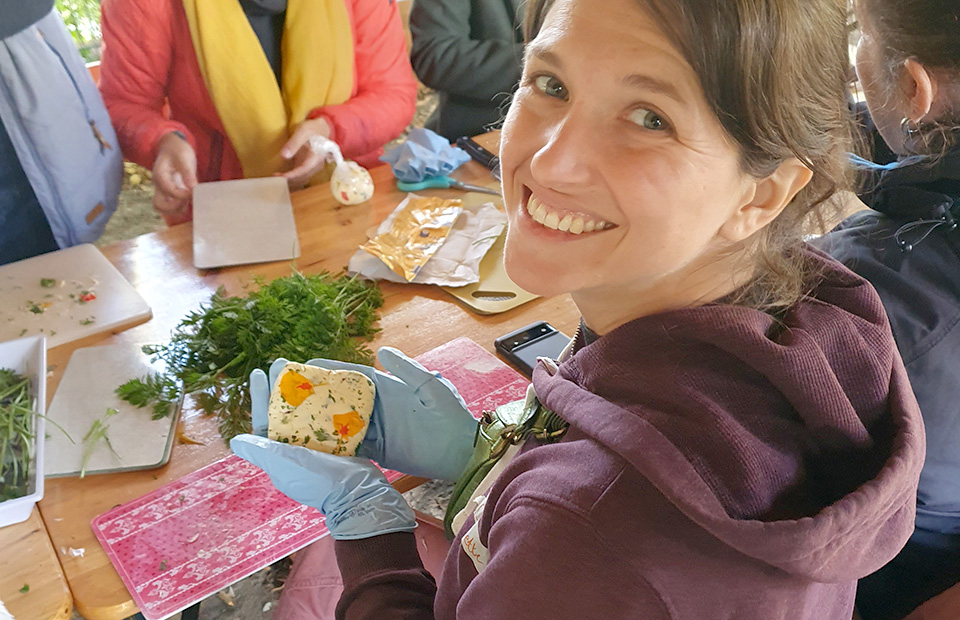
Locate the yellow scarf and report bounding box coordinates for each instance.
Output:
[182,0,354,179]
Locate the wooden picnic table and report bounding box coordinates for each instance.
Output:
[0,508,72,620]
[35,132,580,620]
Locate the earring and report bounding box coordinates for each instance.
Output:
[901,117,921,138]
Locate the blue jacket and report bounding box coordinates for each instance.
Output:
[820,149,960,538]
[0,9,122,248]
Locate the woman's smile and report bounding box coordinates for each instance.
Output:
[521,190,616,236]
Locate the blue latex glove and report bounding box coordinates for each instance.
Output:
[250,347,477,481]
[230,434,416,540]
[378,127,471,183]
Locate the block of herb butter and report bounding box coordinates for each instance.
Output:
[267,361,375,456]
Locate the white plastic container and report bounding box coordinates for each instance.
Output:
[0,335,46,528]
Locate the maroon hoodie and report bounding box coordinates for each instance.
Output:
[335,249,925,619]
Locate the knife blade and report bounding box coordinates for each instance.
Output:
[457,136,502,181]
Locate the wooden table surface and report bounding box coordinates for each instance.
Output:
[0,508,72,620]
[37,132,580,620]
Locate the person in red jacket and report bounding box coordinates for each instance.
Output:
[99,0,417,224]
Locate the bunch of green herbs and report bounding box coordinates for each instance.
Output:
[0,369,37,501]
[117,270,383,442]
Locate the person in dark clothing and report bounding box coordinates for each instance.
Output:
[818,1,960,618]
[230,1,926,618]
[0,100,59,266]
[409,0,524,139]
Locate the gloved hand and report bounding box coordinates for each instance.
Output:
[230,434,416,540]
[249,347,477,482]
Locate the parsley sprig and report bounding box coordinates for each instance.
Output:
[116,270,383,442]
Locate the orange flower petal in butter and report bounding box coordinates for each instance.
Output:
[279,369,315,407]
[333,411,366,439]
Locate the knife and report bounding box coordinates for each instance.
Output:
[457,136,502,181]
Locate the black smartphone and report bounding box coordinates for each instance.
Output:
[456,136,501,181]
[494,321,571,377]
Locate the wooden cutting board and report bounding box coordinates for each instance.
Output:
[192,177,300,269]
[44,344,179,478]
[439,192,539,315]
[0,244,152,348]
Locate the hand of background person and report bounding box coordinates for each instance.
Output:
[278,116,333,190]
[152,132,198,219]
[249,348,478,482]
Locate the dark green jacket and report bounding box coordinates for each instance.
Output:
[409,0,524,140]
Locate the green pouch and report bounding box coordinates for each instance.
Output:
[443,395,568,538]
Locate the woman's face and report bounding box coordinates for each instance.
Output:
[500,0,764,330]
[854,9,907,154]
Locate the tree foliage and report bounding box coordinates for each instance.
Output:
[55,0,102,62]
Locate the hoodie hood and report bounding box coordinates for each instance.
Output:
[857,147,960,252]
[533,247,925,583]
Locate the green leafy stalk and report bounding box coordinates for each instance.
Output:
[116,374,179,420]
[116,270,383,443]
[80,408,120,478]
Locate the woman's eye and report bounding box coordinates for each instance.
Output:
[628,108,668,131]
[534,75,568,100]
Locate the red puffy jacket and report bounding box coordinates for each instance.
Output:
[99,0,416,215]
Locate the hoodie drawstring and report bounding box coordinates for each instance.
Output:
[894,200,958,252]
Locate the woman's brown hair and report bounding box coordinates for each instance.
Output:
[523,0,856,312]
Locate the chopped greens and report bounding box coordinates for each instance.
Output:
[19,583,29,593]
[40,278,56,288]
[0,370,36,501]
[116,270,382,442]
[79,408,119,478]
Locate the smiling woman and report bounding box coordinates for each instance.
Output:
[228,0,927,618]
[502,0,857,327]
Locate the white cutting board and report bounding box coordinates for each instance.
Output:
[45,344,179,477]
[0,244,152,348]
[193,177,301,269]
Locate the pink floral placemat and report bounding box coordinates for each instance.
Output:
[92,455,394,620]
[92,338,527,619]
[413,336,529,419]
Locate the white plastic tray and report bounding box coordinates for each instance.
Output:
[0,335,46,528]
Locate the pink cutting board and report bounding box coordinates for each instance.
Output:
[92,338,528,619]
[414,336,529,418]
